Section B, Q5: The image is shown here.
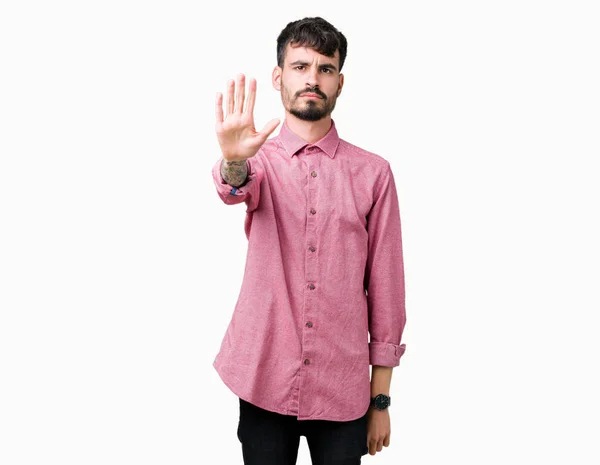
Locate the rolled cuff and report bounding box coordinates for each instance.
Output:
[369,341,406,367]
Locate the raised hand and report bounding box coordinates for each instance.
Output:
[215,73,280,162]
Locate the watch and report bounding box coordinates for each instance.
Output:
[370,393,391,410]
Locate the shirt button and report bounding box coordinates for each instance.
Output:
[311,171,317,177]
[310,208,316,215]
[307,146,315,151]
[304,359,310,365]
[308,283,315,290]
[306,321,313,328]
[309,246,316,252]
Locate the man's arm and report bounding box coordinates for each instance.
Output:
[364,162,407,368]
[212,73,279,211]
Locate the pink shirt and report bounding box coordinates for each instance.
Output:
[211,119,406,421]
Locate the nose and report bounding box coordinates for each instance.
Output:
[305,67,320,88]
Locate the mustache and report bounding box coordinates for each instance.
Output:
[298,88,326,99]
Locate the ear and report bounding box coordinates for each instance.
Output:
[272,66,282,91]
[337,73,344,97]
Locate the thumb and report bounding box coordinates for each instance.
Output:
[259,118,280,139]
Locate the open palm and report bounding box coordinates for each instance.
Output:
[215,73,280,162]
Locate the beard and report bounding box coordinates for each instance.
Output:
[282,85,338,122]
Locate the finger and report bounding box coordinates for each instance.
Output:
[226,79,235,117]
[383,435,390,447]
[376,439,384,452]
[215,92,224,124]
[368,439,376,455]
[235,74,245,113]
[259,118,280,138]
[244,78,256,114]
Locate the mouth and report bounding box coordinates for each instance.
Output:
[300,93,323,99]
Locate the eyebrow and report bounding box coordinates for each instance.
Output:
[289,60,337,72]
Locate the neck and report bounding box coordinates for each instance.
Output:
[283,114,332,144]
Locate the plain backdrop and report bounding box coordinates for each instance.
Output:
[1,1,599,464]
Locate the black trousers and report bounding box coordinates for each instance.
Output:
[237,397,369,465]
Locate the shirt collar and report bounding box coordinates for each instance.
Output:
[278,118,340,159]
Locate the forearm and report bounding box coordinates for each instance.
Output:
[220,158,248,187]
[370,365,393,396]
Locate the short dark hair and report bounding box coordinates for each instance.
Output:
[276,17,348,72]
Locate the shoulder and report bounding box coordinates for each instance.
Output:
[338,138,391,189]
[338,138,390,170]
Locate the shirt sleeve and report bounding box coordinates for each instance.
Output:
[364,162,407,367]
[211,155,264,213]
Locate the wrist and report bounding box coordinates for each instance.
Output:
[223,157,247,165]
[370,393,391,411]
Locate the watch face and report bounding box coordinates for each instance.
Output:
[374,394,390,410]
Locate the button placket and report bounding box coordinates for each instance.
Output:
[301,152,320,402]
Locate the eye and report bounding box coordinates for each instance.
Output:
[294,65,332,73]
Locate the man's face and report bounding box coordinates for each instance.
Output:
[274,44,344,122]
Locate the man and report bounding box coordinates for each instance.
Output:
[212,16,407,465]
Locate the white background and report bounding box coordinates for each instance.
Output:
[1,1,599,464]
